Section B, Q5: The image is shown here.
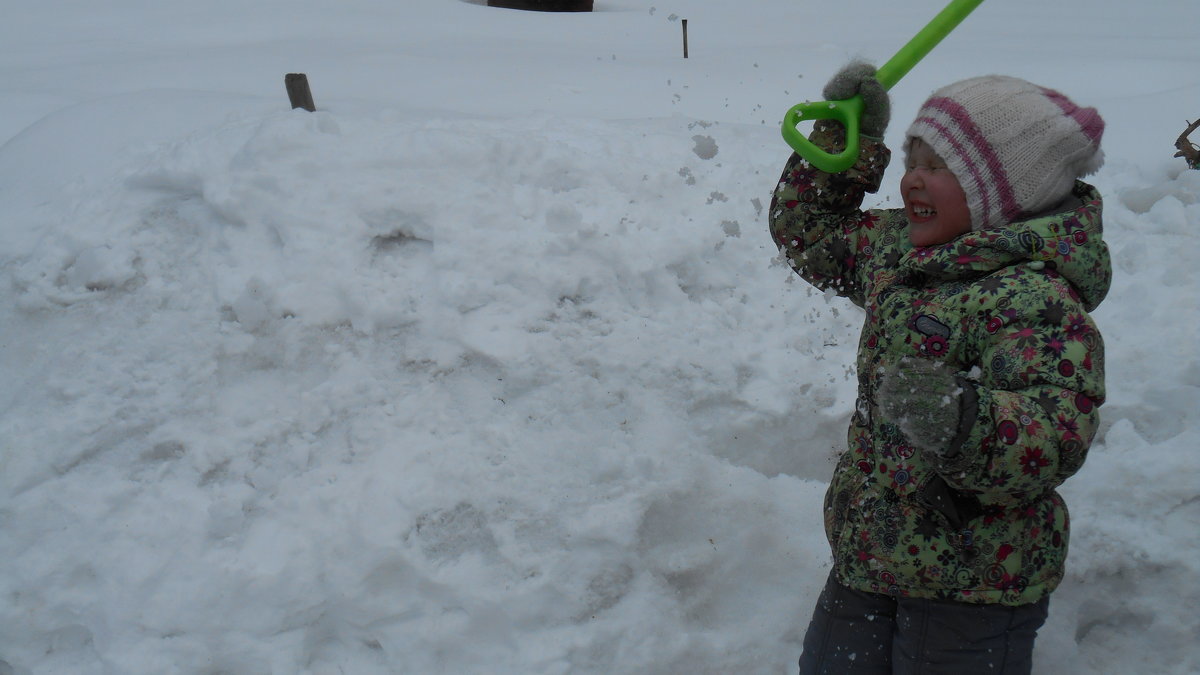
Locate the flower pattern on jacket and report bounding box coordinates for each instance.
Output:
[768,122,1110,606]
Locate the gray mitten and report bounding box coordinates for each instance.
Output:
[822,61,890,137]
[877,358,974,457]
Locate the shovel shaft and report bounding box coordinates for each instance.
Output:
[875,0,985,90]
[780,0,984,173]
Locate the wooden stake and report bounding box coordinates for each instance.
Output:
[682,19,689,58]
[285,73,316,112]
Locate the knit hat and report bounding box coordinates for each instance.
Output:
[904,75,1105,231]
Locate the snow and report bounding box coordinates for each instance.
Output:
[1,0,1197,672]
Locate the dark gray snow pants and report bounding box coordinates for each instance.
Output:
[798,570,1049,675]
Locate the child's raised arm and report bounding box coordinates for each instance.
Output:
[768,63,896,307]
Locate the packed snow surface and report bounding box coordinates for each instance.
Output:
[1,0,1198,673]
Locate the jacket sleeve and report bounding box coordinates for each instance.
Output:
[934,281,1106,498]
[768,122,892,308]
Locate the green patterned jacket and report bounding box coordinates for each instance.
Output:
[769,124,1110,605]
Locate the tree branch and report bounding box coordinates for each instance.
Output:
[1175,119,1200,169]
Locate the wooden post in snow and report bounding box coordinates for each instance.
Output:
[682,19,689,58]
[285,73,316,112]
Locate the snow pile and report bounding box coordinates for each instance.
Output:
[1040,165,1200,675]
[1,0,1198,673]
[0,107,852,672]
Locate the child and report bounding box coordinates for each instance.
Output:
[769,63,1109,674]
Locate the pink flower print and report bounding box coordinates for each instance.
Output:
[1020,447,1050,476]
[857,234,873,255]
[920,334,948,357]
[858,211,881,230]
[1020,413,1044,437]
[1042,334,1067,357]
[1065,314,1089,341]
[1007,327,1037,347]
[1055,415,1081,441]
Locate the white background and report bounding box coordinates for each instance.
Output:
[1,0,1197,672]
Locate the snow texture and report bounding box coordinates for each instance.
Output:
[1,0,1197,673]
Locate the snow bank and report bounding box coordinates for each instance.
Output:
[1040,164,1200,675]
[0,105,856,673]
[2,0,1198,672]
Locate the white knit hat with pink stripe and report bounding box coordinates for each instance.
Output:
[904,75,1105,231]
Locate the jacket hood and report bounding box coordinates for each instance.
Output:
[899,182,1111,311]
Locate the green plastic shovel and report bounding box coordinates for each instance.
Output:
[780,0,984,173]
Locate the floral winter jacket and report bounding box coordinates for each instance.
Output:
[769,124,1110,605]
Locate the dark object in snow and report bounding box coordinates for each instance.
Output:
[487,0,592,11]
[286,73,316,112]
[1175,119,1200,169]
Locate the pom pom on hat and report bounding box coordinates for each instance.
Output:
[904,75,1104,231]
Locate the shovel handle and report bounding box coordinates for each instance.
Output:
[781,96,865,174]
[781,0,985,173]
[876,0,984,89]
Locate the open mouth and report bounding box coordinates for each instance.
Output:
[907,201,938,222]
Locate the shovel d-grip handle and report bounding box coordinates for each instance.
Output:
[781,96,865,174]
[781,0,985,173]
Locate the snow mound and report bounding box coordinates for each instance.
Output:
[1,107,858,673]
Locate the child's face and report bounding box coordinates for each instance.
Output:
[901,139,972,246]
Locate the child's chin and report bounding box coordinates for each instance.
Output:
[908,231,952,248]
[907,220,970,247]
[907,227,938,247]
